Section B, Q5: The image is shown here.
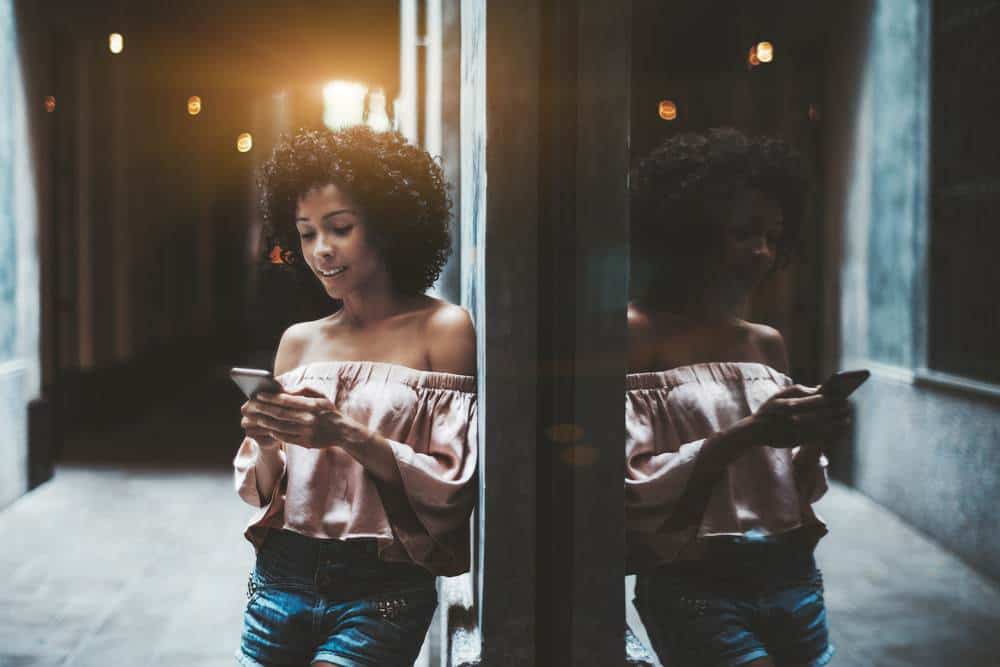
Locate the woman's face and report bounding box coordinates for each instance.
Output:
[294,183,387,299]
[717,188,784,289]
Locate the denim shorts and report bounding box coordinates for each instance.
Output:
[634,544,835,667]
[237,529,437,667]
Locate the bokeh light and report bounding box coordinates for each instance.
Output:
[658,99,678,121]
[756,41,773,63]
[323,80,367,130]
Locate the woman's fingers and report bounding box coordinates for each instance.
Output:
[245,413,307,437]
[773,384,819,399]
[794,411,853,439]
[780,394,849,415]
[257,391,331,412]
[253,401,317,424]
[256,391,310,406]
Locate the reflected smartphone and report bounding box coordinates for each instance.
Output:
[817,369,870,398]
[230,367,283,399]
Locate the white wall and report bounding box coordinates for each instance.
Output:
[825,0,1000,581]
[0,0,42,507]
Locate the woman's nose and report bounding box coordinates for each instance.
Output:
[313,233,335,258]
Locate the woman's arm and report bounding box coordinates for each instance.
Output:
[249,304,477,488]
[649,326,846,527]
[238,323,308,503]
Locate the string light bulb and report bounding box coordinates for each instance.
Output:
[187,96,202,116]
[44,96,56,113]
[658,100,678,121]
[237,133,253,153]
[109,33,124,54]
[756,41,773,63]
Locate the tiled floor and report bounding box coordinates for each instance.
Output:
[2,464,252,666]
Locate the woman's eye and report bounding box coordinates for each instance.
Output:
[333,225,354,236]
[299,232,316,241]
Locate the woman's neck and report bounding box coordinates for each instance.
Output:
[336,275,414,327]
[641,284,750,325]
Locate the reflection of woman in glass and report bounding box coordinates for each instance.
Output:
[234,127,477,667]
[627,128,845,667]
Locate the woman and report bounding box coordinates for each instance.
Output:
[626,128,847,667]
[234,126,476,667]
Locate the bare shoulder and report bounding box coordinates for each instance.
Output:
[273,321,314,376]
[425,300,477,376]
[743,320,789,373]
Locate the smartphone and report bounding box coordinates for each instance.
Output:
[817,369,870,398]
[230,367,283,399]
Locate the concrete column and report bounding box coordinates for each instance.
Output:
[398,0,419,143]
[0,0,43,506]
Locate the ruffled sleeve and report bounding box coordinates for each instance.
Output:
[379,387,478,575]
[624,363,831,571]
[792,444,830,504]
[625,388,707,536]
[233,437,287,507]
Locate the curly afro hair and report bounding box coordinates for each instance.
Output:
[259,125,453,295]
[630,127,809,297]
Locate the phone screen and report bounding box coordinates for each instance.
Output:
[818,369,870,398]
[230,367,283,398]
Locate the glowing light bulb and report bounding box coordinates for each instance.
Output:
[44,96,56,113]
[322,80,368,130]
[237,133,253,153]
[658,100,678,121]
[756,41,773,63]
[748,45,760,67]
[187,96,202,116]
[109,33,124,54]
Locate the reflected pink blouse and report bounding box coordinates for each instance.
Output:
[625,362,829,572]
[233,361,477,577]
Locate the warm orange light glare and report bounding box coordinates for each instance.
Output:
[237,133,253,153]
[658,100,678,121]
[748,46,760,67]
[187,96,202,116]
[109,33,124,54]
[44,96,56,112]
[756,41,773,63]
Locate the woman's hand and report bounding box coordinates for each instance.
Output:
[241,388,371,450]
[749,384,851,449]
[239,398,282,450]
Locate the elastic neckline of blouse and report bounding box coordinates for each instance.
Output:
[626,361,790,391]
[278,360,477,393]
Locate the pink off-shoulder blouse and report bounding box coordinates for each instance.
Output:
[233,361,477,577]
[625,361,829,573]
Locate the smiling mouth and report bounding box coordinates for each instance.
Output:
[318,267,347,278]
